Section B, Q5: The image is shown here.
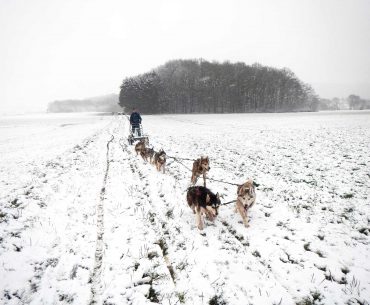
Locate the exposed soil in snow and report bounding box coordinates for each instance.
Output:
[1,111,369,305]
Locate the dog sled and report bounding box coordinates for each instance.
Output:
[128,123,149,145]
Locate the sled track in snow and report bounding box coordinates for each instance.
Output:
[89,134,115,305]
[130,161,177,284]
[116,135,181,304]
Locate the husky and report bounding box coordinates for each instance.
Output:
[235,179,256,227]
[141,147,155,163]
[186,186,221,230]
[134,138,148,156]
[191,156,210,187]
[153,149,166,173]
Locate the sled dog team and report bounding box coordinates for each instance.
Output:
[134,139,256,230]
[135,139,166,173]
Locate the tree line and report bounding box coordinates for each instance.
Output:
[119,59,319,114]
[47,94,121,113]
[319,95,370,110]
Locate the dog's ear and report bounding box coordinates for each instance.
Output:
[206,194,210,203]
[253,181,259,187]
[237,185,242,195]
[216,192,220,200]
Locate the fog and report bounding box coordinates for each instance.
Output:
[1,0,369,114]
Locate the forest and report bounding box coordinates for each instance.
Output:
[119,59,319,114]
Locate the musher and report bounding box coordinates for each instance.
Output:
[130,108,142,136]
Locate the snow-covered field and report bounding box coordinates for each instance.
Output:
[0,111,369,305]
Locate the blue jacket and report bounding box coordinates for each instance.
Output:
[130,112,142,125]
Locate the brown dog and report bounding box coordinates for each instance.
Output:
[191,156,210,187]
[235,179,256,227]
[141,147,155,163]
[186,186,221,230]
[134,139,148,156]
[153,149,166,173]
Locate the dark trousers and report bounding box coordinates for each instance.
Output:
[131,124,141,136]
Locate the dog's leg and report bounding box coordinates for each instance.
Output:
[203,172,206,187]
[162,164,165,174]
[196,207,203,230]
[140,151,145,161]
[244,207,250,227]
[202,207,210,220]
[191,172,195,185]
[191,204,196,214]
[237,200,249,227]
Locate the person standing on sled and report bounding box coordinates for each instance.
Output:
[130,108,142,136]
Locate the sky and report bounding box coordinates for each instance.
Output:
[0,0,369,114]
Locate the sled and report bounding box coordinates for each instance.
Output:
[128,124,149,145]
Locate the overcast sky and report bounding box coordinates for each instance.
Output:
[1,0,369,114]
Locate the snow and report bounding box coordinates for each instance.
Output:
[1,111,369,305]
